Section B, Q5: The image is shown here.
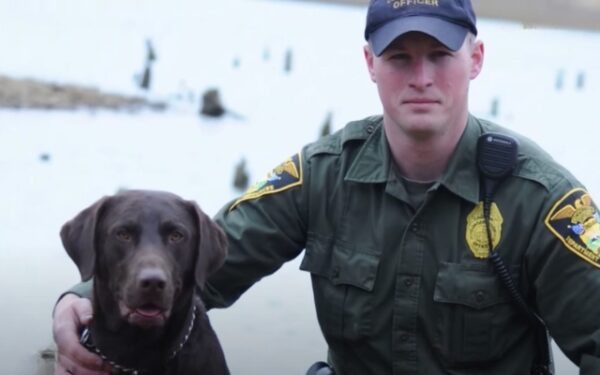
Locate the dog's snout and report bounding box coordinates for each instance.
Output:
[138,267,168,292]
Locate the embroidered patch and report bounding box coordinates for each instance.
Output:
[466,202,503,259]
[229,153,303,211]
[545,188,600,267]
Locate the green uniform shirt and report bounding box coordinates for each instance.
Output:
[69,114,600,373]
[202,114,600,374]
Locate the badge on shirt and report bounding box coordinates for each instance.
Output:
[545,188,600,267]
[229,153,303,211]
[466,202,504,259]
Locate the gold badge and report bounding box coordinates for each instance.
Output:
[229,153,303,211]
[545,188,600,267]
[466,202,503,259]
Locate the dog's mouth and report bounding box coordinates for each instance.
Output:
[136,306,163,318]
[119,301,171,328]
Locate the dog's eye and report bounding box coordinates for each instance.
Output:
[169,231,184,243]
[116,229,132,242]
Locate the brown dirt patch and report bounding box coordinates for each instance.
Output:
[0,75,166,111]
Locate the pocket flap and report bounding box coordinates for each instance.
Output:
[300,234,333,277]
[301,235,380,292]
[434,262,513,309]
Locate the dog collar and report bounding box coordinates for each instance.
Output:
[80,304,197,374]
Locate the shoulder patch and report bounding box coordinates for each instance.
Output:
[229,153,303,211]
[545,188,600,267]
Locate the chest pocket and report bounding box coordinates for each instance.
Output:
[433,261,526,365]
[300,233,380,343]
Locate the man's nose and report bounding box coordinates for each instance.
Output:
[408,58,433,89]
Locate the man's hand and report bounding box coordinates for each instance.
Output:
[52,294,110,374]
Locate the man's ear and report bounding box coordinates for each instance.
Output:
[364,44,377,83]
[60,196,109,281]
[469,39,484,80]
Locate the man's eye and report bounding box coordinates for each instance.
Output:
[169,231,184,243]
[390,53,409,60]
[431,51,452,59]
[116,230,132,242]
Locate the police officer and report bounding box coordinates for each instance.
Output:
[53,0,600,374]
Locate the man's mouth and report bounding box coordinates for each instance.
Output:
[403,98,438,105]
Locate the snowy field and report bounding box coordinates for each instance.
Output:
[1,0,599,373]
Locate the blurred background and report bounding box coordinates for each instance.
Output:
[1,0,599,373]
[303,0,600,32]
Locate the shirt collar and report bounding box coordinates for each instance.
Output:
[438,114,481,204]
[344,117,390,183]
[344,114,482,204]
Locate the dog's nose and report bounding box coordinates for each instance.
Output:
[137,268,167,292]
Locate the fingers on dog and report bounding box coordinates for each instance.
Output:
[55,353,110,375]
[61,335,106,371]
[53,322,105,372]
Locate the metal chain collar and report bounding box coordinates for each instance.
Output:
[80,305,197,374]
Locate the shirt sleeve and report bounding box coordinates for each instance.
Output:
[201,152,309,309]
[67,279,94,299]
[52,279,94,316]
[528,183,600,368]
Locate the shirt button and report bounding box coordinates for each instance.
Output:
[332,268,340,278]
[411,223,419,233]
[475,290,485,303]
[366,125,375,134]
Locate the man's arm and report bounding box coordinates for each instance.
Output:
[581,354,600,373]
[529,186,600,372]
[202,152,310,309]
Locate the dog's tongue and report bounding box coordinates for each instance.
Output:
[135,308,162,318]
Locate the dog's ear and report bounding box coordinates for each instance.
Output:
[60,196,109,281]
[189,201,228,290]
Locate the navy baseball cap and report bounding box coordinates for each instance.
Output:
[365,0,478,56]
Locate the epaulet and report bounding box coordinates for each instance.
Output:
[477,118,575,192]
[305,116,382,159]
[227,117,382,211]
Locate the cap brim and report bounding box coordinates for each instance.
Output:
[369,16,469,56]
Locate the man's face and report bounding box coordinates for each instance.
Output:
[364,32,484,140]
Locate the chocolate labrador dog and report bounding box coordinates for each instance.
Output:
[60,190,230,374]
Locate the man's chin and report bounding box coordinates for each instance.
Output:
[400,119,442,138]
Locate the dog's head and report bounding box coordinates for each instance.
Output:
[60,190,227,328]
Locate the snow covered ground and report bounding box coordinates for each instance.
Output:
[1,0,599,373]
